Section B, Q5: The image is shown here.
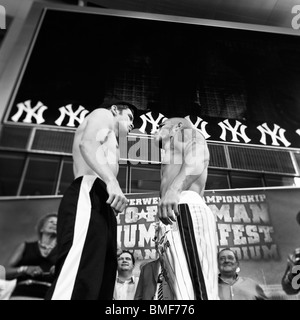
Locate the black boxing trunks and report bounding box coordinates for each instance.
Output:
[45,175,117,300]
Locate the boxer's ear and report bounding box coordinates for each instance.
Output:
[174,122,183,132]
[110,105,118,116]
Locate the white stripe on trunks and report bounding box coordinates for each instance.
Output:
[158,191,219,300]
[51,175,96,300]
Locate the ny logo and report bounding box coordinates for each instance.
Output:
[11,100,48,124]
[218,119,251,143]
[55,105,89,127]
[257,123,291,147]
[185,116,210,139]
[139,112,167,134]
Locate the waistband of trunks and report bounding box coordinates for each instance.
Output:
[74,175,106,188]
[179,190,205,205]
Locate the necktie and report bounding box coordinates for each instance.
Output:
[157,272,164,300]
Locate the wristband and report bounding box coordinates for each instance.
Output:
[17,266,28,274]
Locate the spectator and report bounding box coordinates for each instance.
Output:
[218,248,267,300]
[113,250,138,300]
[5,213,57,300]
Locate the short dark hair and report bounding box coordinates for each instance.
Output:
[218,247,239,262]
[99,98,138,117]
[118,250,135,265]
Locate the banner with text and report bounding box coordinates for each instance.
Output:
[0,187,299,294]
[117,188,300,288]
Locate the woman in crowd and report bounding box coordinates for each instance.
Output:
[5,213,57,300]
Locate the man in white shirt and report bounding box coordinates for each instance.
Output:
[113,250,138,300]
[218,248,267,300]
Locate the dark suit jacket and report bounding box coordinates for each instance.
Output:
[134,259,174,300]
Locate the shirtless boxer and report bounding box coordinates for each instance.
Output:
[45,100,135,300]
[154,117,219,300]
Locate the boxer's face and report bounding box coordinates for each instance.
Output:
[117,108,134,136]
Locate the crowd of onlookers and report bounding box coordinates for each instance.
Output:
[0,212,299,300]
